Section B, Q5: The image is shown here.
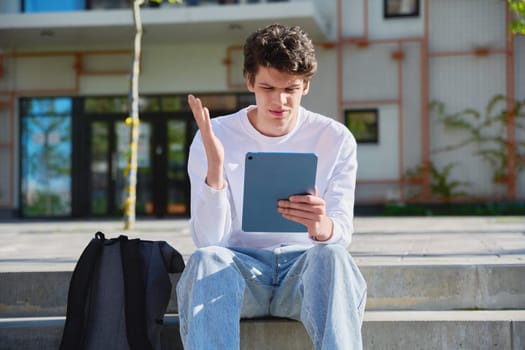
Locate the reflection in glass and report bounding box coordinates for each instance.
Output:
[91,122,109,215]
[167,120,188,214]
[84,97,128,114]
[20,98,72,216]
[161,96,184,112]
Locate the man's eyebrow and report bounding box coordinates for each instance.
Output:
[257,82,303,88]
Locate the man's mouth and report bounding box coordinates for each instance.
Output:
[270,109,287,117]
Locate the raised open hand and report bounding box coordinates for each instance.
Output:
[188,94,225,189]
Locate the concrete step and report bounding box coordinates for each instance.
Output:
[1,311,524,350]
[2,263,525,318]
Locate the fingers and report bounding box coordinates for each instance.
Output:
[277,194,325,221]
[188,94,211,131]
[277,191,329,237]
[287,193,324,205]
[278,200,324,215]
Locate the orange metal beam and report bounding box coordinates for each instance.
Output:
[0,93,15,208]
[396,41,405,201]
[505,2,517,199]
[428,48,509,57]
[341,37,423,45]
[343,99,400,107]
[420,0,431,200]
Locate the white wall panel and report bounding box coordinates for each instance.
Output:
[82,52,131,72]
[139,43,229,93]
[14,56,76,91]
[342,43,398,101]
[79,75,128,95]
[516,36,525,100]
[227,47,245,88]
[302,46,339,121]
[0,57,15,91]
[429,0,506,52]
[430,54,506,146]
[341,0,365,38]
[356,105,399,180]
[80,43,236,95]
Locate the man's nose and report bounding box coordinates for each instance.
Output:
[276,91,288,104]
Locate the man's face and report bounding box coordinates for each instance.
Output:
[246,66,310,137]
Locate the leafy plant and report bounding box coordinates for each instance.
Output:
[507,0,525,34]
[429,95,525,183]
[405,161,469,199]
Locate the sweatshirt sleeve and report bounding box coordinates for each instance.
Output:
[187,131,232,247]
[321,132,358,248]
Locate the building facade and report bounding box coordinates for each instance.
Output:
[0,0,523,218]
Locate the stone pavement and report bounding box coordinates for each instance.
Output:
[0,216,524,272]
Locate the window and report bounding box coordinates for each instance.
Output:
[20,98,73,217]
[345,109,379,143]
[384,0,419,18]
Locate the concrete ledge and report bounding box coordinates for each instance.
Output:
[363,264,525,311]
[1,311,525,350]
[3,264,525,317]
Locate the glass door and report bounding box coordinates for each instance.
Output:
[87,116,191,217]
[89,119,154,216]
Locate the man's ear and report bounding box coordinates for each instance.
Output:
[303,81,311,95]
[246,74,255,92]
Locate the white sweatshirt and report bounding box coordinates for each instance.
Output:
[188,106,358,249]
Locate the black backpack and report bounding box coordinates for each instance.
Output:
[59,232,185,350]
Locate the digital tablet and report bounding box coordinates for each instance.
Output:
[242,152,318,232]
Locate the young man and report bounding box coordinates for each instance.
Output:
[177,24,367,350]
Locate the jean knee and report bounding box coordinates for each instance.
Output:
[187,246,234,267]
[307,244,348,263]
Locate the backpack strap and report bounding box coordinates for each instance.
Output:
[119,235,154,350]
[59,232,105,350]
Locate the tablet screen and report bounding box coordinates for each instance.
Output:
[242,152,317,232]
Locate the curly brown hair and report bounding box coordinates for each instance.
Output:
[243,24,318,85]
